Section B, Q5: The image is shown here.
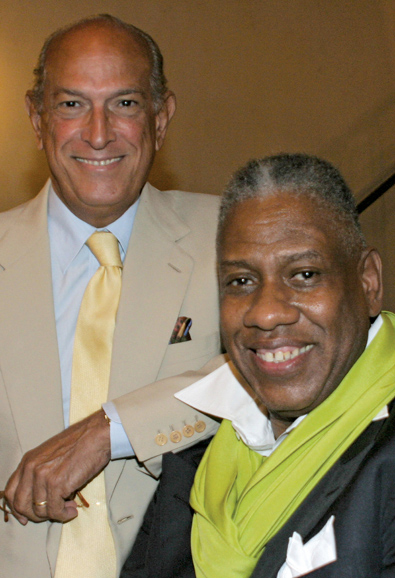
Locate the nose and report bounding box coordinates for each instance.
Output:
[81,107,116,149]
[243,280,299,331]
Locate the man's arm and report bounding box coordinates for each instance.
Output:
[4,355,226,523]
[114,355,225,468]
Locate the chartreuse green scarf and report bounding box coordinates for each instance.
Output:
[190,312,395,578]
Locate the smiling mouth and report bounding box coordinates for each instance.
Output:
[256,344,314,363]
[75,157,122,166]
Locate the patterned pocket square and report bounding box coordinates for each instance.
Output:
[169,316,192,344]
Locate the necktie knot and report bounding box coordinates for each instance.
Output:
[87,231,123,268]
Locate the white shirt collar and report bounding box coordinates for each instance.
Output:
[175,315,385,454]
[47,184,139,272]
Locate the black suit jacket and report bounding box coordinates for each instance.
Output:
[121,403,395,578]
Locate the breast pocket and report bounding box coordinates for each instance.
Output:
[158,331,221,379]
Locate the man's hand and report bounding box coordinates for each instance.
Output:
[4,409,111,524]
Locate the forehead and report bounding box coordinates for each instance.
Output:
[219,193,348,266]
[44,24,151,90]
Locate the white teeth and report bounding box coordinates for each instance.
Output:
[257,344,313,364]
[76,157,121,166]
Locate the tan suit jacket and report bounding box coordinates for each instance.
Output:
[0,181,222,577]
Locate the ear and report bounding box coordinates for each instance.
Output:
[154,90,176,151]
[359,248,383,317]
[25,91,44,150]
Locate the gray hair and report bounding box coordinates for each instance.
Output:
[29,14,168,113]
[217,153,366,258]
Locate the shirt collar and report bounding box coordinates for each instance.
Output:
[47,184,139,273]
[175,315,385,451]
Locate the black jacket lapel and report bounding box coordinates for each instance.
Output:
[252,407,395,578]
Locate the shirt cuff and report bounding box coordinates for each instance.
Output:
[102,401,135,459]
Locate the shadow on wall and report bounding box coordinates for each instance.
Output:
[360,183,395,313]
[320,92,395,200]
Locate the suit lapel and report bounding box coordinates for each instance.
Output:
[0,182,63,453]
[109,183,193,400]
[252,412,392,577]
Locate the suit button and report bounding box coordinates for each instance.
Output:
[183,425,194,438]
[194,420,206,433]
[155,433,168,446]
[170,430,182,443]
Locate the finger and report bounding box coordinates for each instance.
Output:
[4,469,33,525]
[45,489,79,522]
[9,511,29,525]
[11,474,47,522]
[30,455,75,522]
[30,466,52,520]
[31,496,49,519]
[60,499,79,522]
[3,495,29,525]
[6,458,56,524]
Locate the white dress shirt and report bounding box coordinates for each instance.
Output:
[175,315,385,454]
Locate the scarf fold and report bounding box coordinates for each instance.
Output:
[190,312,395,578]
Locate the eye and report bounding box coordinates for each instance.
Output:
[118,99,138,107]
[294,271,316,280]
[60,100,81,108]
[54,99,85,117]
[112,98,142,116]
[221,275,256,294]
[229,277,253,286]
[291,269,321,286]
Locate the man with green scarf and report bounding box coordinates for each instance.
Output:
[121,153,395,578]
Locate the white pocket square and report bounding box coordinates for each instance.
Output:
[277,515,337,578]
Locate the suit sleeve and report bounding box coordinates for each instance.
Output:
[111,188,223,474]
[113,355,226,474]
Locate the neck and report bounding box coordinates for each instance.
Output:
[269,413,297,439]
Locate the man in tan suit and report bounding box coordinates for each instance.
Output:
[1,14,221,577]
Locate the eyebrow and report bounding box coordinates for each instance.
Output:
[219,250,324,269]
[52,87,147,98]
[219,259,253,270]
[281,250,323,264]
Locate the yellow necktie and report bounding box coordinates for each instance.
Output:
[55,231,122,578]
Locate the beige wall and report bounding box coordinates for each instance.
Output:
[0,0,394,303]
